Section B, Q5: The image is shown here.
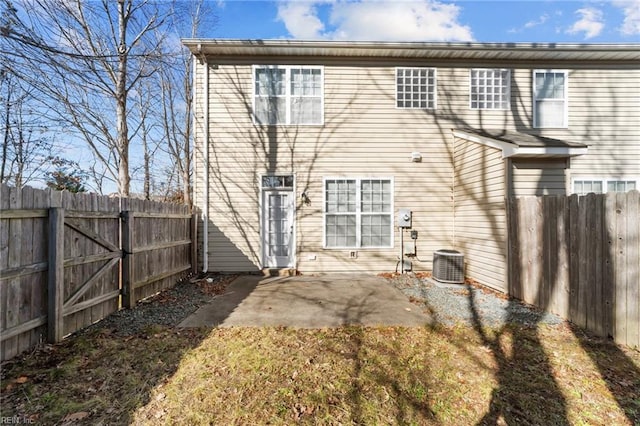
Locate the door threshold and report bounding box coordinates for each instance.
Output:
[262,268,298,277]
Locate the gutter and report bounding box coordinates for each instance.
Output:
[199,45,209,272]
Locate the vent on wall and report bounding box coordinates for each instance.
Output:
[433,249,465,284]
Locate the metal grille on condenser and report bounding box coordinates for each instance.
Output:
[433,249,465,284]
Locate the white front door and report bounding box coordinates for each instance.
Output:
[262,185,295,268]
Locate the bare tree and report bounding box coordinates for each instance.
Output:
[2,0,217,199]
[0,69,54,188]
[2,0,171,196]
[154,0,213,206]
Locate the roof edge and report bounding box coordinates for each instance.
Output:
[182,39,640,63]
[182,38,640,51]
[452,129,589,159]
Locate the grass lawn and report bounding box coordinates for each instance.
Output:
[1,321,639,425]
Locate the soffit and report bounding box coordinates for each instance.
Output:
[183,39,640,64]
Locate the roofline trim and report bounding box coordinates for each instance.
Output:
[182,39,640,62]
[182,38,640,51]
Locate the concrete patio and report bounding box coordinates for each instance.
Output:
[179,274,430,328]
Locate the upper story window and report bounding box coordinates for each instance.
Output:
[396,68,436,109]
[533,70,568,128]
[470,69,510,110]
[573,178,637,195]
[253,65,323,125]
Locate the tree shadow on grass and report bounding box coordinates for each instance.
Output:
[568,323,640,423]
[468,294,570,425]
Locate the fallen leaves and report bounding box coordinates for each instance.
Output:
[61,411,89,422]
[293,403,315,421]
[4,376,28,391]
[194,274,237,296]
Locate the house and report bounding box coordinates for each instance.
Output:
[183,40,640,292]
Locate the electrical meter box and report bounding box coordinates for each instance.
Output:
[397,208,412,228]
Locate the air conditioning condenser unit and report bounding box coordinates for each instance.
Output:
[433,249,464,284]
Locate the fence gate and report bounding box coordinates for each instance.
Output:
[48,200,122,342]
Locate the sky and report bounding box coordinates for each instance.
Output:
[207,0,640,43]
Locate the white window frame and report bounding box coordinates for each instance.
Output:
[252,65,324,126]
[572,177,639,195]
[323,177,394,249]
[469,68,511,110]
[395,67,437,110]
[533,69,568,129]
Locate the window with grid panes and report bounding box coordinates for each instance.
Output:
[254,66,323,125]
[574,179,637,195]
[470,69,510,110]
[396,68,436,109]
[534,70,567,128]
[324,178,393,248]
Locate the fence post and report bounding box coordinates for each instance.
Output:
[121,210,135,309]
[191,212,198,274]
[47,207,64,343]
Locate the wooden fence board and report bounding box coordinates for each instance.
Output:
[31,187,49,347]
[555,195,570,318]
[614,193,628,345]
[625,191,639,347]
[17,186,34,354]
[48,207,64,343]
[5,186,22,359]
[542,196,553,312]
[603,193,617,339]
[575,194,589,329]
[593,194,605,336]
[568,194,580,324]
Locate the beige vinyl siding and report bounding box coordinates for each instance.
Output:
[510,160,568,196]
[199,64,457,272]
[568,70,640,175]
[193,58,639,284]
[453,138,507,291]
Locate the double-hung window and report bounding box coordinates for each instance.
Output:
[324,178,393,248]
[470,69,510,110]
[254,65,323,125]
[396,68,436,109]
[533,70,568,128]
[573,178,638,195]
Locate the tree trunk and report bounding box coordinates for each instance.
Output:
[1,84,10,184]
[142,120,150,200]
[182,55,192,206]
[116,0,130,197]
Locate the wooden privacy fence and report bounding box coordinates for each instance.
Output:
[0,185,197,361]
[508,191,639,348]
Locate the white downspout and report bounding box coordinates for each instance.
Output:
[201,53,209,272]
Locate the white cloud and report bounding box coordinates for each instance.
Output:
[509,12,550,33]
[613,0,640,35]
[566,7,604,39]
[276,0,473,42]
[524,13,549,29]
[276,1,327,39]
